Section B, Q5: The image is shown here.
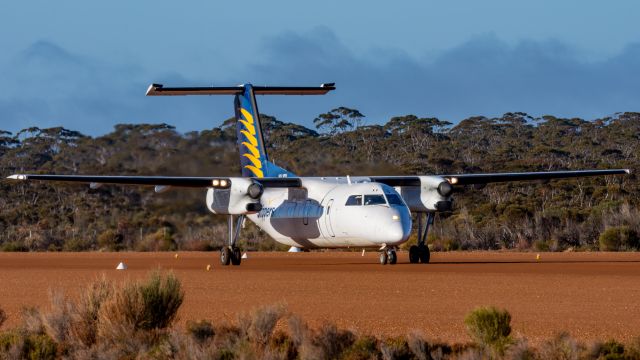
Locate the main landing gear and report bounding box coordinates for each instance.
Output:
[409,212,433,264]
[220,215,244,266]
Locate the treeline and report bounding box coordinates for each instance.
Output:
[0,110,639,252]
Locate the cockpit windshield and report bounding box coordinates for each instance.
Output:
[364,195,386,206]
[345,195,363,206]
[385,194,404,206]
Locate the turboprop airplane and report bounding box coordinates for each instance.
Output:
[7,83,630,266]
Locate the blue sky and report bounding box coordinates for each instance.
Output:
[0,1,639,135]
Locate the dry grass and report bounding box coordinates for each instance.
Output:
[2,273,640,359]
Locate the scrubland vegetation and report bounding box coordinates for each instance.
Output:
[0,272,639,359]
[0,111,639,252]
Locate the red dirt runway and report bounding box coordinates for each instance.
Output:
[0,251,639,343]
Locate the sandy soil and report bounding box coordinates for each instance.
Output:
[0,251,639,343]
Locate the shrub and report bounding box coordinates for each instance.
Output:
[596,339,625,359]
[599,226,640,251]
[41,291,72,344]
[380,337,412,360]
[69,276,113,347]
[238,304,287,346]
[97,271,184,342]
[62,237,93,251]
[311,323,355,359]
[0,308,6,328]
[0,331,58,360]
[0,241,28,252]
[341,336,379,360]
[22,333,58,360]
[626,338,640,359]
[97,229,124,251]
[539,332,580,360]
[186,320,215,344]
[463,306,512,356]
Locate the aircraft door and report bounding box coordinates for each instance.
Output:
[325,199,335,237]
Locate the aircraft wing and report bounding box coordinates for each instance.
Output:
[370,169,630,187]
[5,174,301,188]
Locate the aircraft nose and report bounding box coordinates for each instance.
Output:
[385,212,412,244]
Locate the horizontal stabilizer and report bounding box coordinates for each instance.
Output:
[146,83,335,96]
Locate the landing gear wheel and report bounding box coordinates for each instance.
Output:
[379,251,388,265]
[231,247,242,266]
[409,245,419,264]
[220,247,231,266]
[418,245,430,264]
[387,249,397,265]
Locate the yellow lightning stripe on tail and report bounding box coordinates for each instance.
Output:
[242,141,260,158]
[244,165,264,178]
[240,108,254,124]
[243,153,262,169]
[240,130,258,147]
[239,119,255,135]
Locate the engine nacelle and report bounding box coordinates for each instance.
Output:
[206,177,263,215]
[397,176,453,212]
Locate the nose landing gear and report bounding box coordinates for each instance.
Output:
[220,215,244,266]
[409,212,433,264]
[379,247,398,265]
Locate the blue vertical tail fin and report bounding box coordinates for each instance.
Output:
[234,84,291,178]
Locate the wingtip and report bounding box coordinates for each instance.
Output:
[146,83,162,96]
[7,174,26,180]
[625,169,631,174]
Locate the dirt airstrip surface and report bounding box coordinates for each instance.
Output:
[0,251,639,343]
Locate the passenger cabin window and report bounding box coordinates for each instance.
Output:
[386,194,404,206]
[364,195,386,206]
[345,195,362,206]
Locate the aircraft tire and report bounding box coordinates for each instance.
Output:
[409,245,420,263]
[379,252,388,265]
[387,249,397,265]
[418,245,430,264]
[220,247,231,266]
[231,247,242,266]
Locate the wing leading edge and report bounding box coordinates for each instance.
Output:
[5,174,302,188]
[371,169,630,187]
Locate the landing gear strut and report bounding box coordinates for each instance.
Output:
[220,215,244,266]
[379,247,398,265]
[409,212,433,264]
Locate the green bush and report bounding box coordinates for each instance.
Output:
[464,306,512,356]
[97,229,124,251]
[341,336,380,360]
[23,333,58,360]
[0,331,58,360]
[98,271,184,340]
[135,271,184,330]
[599,226,640,251]
[0,241,28,252]
[597,339,625,359]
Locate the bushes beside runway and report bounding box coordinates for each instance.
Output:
[1,271,640,359]
[1,114,640,253]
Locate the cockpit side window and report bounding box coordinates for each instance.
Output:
[345,195,363,206]
[385,194,404,206]
[364,195,386,205]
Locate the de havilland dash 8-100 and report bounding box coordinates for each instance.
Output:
[7,82,630,266]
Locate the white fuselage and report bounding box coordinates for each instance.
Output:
[245,178,412,249]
